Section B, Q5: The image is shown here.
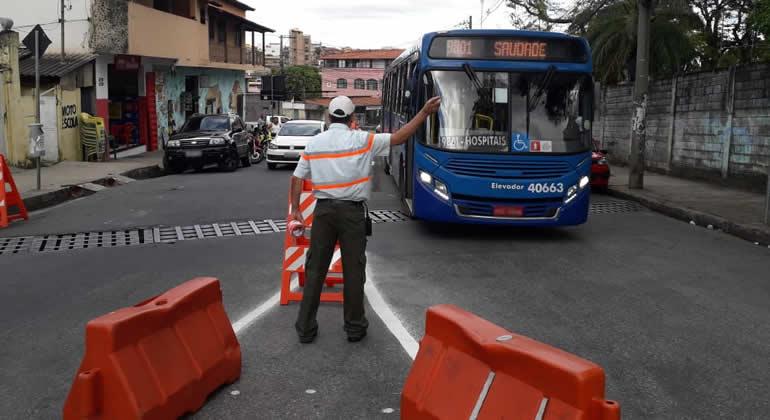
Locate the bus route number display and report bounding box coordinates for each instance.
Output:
[431,36,586,62]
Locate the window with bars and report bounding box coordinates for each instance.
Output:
[354,79,365,89]
[337,79,348,88]
[366,79,378,90]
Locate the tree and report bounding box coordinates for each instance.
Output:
[586,0,701,83]
[284,65,321,101]
[505,0,619,32]
[753,0,770,37]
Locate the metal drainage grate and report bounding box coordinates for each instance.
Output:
[34,229,152,253]
[0,211,411,256]
[369,210,410,223]
[0,236,35,256]
[590,200,643,214]
[153,219,287,244]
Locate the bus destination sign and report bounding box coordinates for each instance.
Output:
[430,36,587,63]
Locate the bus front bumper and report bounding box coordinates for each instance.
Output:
[411,180,590,227]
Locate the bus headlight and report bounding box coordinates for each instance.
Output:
[579,175,590,189]
[565,185,578,203]
[167,140,181,147]
[434,180,450,201]
[419,170,432,185]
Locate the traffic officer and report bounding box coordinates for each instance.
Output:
[290,95,441,343]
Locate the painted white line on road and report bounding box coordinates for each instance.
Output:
[232,277,298,335]
[365,261,419,360]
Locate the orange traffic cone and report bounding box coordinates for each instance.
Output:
[0,154,29,229]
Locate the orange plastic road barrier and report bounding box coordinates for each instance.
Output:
[63,277,241,420]
[280,179,345,305]
[0,154,29,229]
[402,304,620,420]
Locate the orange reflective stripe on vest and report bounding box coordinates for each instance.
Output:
[313,176,371,190]
[303,133,375,161]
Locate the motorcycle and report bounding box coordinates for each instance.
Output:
[249,125,271,164]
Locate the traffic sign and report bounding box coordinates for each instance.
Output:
[22,25,51,58]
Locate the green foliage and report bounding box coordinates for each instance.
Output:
[508,0,768,84]
[752,0,770,38]
[586,0,700,84]
[284,66,321,101]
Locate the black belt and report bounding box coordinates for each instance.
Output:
[317,199,364,205]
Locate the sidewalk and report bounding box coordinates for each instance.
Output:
[9,151,163,211]
[608,165,770,245]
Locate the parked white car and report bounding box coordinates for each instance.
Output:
[266,120,325,169]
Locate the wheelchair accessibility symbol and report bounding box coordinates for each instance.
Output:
[512,133,529,152]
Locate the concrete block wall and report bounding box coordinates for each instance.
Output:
[732,64,770,176]
[596,63,770,188]
[672,71,730,172]
[644,79,674,171]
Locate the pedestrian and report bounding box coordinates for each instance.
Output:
[270,116,281,139]
[290,95,441,343]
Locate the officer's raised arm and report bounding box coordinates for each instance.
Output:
[389,96,441,146]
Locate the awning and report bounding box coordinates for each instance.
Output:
[208,4,274,33]
[19,53,97,78]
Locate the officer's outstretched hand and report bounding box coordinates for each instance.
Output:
[421,96,441,116]
[291,209,304,225]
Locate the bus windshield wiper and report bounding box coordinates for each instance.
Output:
[527,65,557,112]
[462,63,483,91]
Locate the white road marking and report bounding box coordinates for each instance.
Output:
[231,253,419,363]
[231,277,298,335]
[364,261,419,360]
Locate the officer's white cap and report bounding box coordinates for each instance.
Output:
[329,96,355,118]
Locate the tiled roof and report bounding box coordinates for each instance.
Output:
[19,53,97,78]
[321,49,403,60]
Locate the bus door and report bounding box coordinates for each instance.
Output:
[404,59,421,202]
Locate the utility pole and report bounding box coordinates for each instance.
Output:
[279,35,284,74]
[60,0,65,62]
[469,15,473,29]
[480,0,484,28]
[765,158,770,225]
[628,0,652,189]
[34,30,41,189]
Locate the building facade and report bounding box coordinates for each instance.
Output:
[320,49,402,99]
[2,0,272,164]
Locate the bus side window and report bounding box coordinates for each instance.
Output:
[423,72,438,146]
[396,66,404,117]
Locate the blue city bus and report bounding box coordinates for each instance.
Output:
[381,30,594,226]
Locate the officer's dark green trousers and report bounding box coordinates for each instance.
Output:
[295,199,369,340]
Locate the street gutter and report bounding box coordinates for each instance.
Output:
[607,186,770,246]
[22,164,164,212]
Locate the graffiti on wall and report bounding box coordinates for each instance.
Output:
[155,68,244,143]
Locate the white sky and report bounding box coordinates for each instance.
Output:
[244,0,515,49]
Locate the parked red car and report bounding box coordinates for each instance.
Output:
[591,148,611,190]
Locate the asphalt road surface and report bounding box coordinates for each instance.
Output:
[1,161,769,419]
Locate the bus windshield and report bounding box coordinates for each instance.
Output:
[424,70,592,153]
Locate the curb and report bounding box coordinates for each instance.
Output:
[22,164,163,212]
[607,187,770,245]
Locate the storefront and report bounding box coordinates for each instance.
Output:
[108,55,143,153]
